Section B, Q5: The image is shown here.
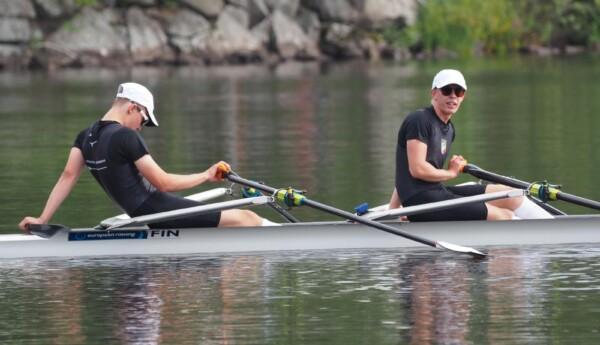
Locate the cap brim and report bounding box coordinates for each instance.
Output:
[145,110,159,127]
[433,81,467,90]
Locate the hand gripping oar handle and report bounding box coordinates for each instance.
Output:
[217,167,487,259]
[464,164,600,211]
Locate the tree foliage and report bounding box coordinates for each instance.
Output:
[388,0,600,57]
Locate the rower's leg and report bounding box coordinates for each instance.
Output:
[485,204,514,220]
[485,184,523,210]
[218,209,277,227]
[485,184,553,219]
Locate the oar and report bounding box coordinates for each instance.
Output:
[365,189,525,220]
[464,164,600,211]
[105,196,271,230]
[218,168,487,259]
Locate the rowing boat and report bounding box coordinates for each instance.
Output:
[1,215,600,259]
[6,165,599,259]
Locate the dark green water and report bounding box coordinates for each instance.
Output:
[1,57,599,344]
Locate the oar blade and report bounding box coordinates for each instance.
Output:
[436,240,487,259]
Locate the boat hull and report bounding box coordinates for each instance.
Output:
[2,216,600,258]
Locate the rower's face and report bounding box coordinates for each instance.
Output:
[431,84,466,116]
[126,102,148,131]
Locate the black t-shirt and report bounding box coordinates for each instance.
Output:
[395,106,455,203]
[74,121,156,213]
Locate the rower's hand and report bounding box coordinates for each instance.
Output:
[448,155,467,178]
[206,161,231,182]
[18,216,44,233]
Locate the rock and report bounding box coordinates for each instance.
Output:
[264,0,299,17]
[43,7,128,68]
[121,0,156,5]
[33,0,77,18]
[126,7,173,63]
[251,17,271,46]
[271,10,318,60]
[296,7,320,42]
[302,0,359,23]
[321,23,362,58]
[0,0,36,18]
[227,0,248,8]
[206,8,263,63]
[358,0,418,27]
[0,18,32,43]
[248,0,269,27]
[0,43,30,68]
[565,45,585,55]
[166,9,211,63]
[180,0,224,18]
[222,5,249,29]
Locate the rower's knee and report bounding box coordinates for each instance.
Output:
[218,209,263,227]
[485,184,523,210]
[486,204,514,221]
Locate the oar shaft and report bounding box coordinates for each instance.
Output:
[225,173,487,258]
[557,193,600,210]
[463,164,529,189]
[464,164,600,211]
[303,198,438,247]
[226,174,437,248]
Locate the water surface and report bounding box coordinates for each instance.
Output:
[2,246,600,344]
[1,57,599,344]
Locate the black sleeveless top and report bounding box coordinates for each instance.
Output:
[74,121,156,214]
[395,106,455,202]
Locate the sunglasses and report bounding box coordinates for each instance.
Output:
[439,85,466,97]
[133,103,150,126]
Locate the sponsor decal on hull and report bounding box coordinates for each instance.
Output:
[68,229,181,241]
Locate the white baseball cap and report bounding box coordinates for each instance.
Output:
[431,69,467,90]
[116,82,159,127]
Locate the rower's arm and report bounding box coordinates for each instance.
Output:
[407,139,463,182]
[135,155,227,192]
[21,148,85,229]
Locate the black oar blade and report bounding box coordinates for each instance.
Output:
[436,241,487,259]
[27,224,68,238]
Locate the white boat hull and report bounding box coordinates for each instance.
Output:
[2,216,600,259]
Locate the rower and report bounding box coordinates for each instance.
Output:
[388,69,553,221]
[19,82,278,232]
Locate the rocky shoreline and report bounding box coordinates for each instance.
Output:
[0,0,419,70]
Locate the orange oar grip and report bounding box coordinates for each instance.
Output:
[459,160,468,173]
[216,163,231,179]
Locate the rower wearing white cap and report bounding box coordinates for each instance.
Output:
[388,69,552,221]
[19,82,278,232]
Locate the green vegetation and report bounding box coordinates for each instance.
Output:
[384,0,600,57]
[74,0,97,6]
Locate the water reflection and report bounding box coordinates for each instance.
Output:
[2,245,600,344]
